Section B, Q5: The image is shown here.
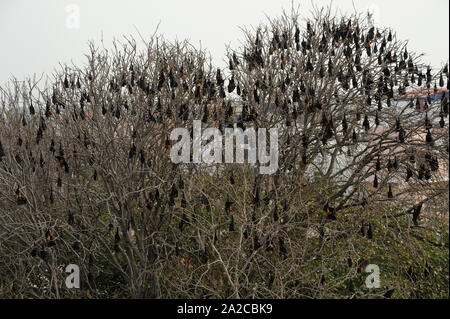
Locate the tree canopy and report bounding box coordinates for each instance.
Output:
[0,7,448,299]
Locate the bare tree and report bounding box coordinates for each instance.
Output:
[0,6,448,299]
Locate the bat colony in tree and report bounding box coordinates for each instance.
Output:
[0,7,448,298]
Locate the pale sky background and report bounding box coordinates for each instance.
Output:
[0,0,448,88]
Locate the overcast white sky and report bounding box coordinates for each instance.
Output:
[0,0,448,87]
